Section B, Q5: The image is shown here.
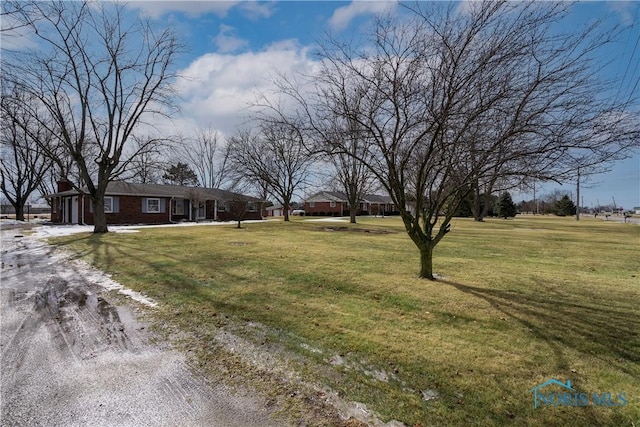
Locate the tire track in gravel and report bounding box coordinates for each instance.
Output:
[1,226,281,427]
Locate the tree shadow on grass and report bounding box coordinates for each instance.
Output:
[53,233,273,317]
[441,279,639,377]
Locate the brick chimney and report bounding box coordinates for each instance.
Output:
[57,180,73,192]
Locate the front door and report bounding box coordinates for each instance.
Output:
[71,196,79,224]
[64,198,71,223]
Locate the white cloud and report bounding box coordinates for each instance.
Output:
[213,24,249,53]
[126,1,240,19]
[161,41,318,140]
[329,0,397,32]
[608,1,638,25]
[455,1,479,18]
[126,0,275,20]
[239,1,276,20]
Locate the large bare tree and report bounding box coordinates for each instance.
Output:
[2,1,182,232]
[227,122,315,222]
[177,128,232,189]
[0,90,54,220]
[280,1,639,279]
[123,135,169,184]
[324,120,379,224]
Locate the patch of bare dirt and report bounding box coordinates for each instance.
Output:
[319,226,394,234]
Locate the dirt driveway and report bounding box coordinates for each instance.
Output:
[0,224,280,426]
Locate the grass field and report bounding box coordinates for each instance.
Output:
[51,216,639,426]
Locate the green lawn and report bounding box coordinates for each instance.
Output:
[52,216,640,426]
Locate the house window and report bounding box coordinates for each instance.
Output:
[173,200,184,215]
[310,201,315,208]
[147,198,160,213]
[330,201,336,208]
[104,197,113,213]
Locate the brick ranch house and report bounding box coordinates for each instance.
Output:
[303,191,398,216]
[47,181,266,225]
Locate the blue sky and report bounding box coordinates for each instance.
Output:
[123,1,639,208]
[7,1,637,207]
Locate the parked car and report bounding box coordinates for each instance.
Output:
[291,209,305,216]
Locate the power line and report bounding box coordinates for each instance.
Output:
[615,4,640,107]
[618,6,640,87]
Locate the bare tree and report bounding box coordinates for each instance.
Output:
[0,90,54,220]
[37,162,73,207]
[2,1,182,233]
[327,142,378,224]
[280,1,639,279]
[177,128,231,189]
[125,135,169,184]
[227,122,315,222]
[316,97,380,223]
[227,196,249,229]
[1,1,42,36]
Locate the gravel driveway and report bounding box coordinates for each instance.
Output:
[0,224,280,426]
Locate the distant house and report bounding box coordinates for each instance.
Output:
[265,202,302,217]
[365,194,397,216]
[303,191,397,216]
[46,181,265,225]
[634,207,640,215]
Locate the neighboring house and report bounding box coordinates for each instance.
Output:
[265,206,279,217]
[46,181,265,225]
[265,202,302,217]
[365,194,397,216]
[634,207,640,215]
[303,191,397,216]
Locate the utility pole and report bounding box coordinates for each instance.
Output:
[533,181,538,215]
[576,168,580,221]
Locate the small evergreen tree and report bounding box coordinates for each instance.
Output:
[497,192,517,219]
[555,195,576,216]
[163,162,199,186]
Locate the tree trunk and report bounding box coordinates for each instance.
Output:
[91,197,109,233]
[472,186,483,222]
[419,243,435,280]
[348,194,358,224]
[236,219,242,229]
[14,204,25,222]
[480,191,492,221]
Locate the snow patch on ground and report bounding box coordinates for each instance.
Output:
[303,217,349,222]
[28,219,275,238]
[14,221,276,307]
[10,224,158,307]
[63,258,158,308]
